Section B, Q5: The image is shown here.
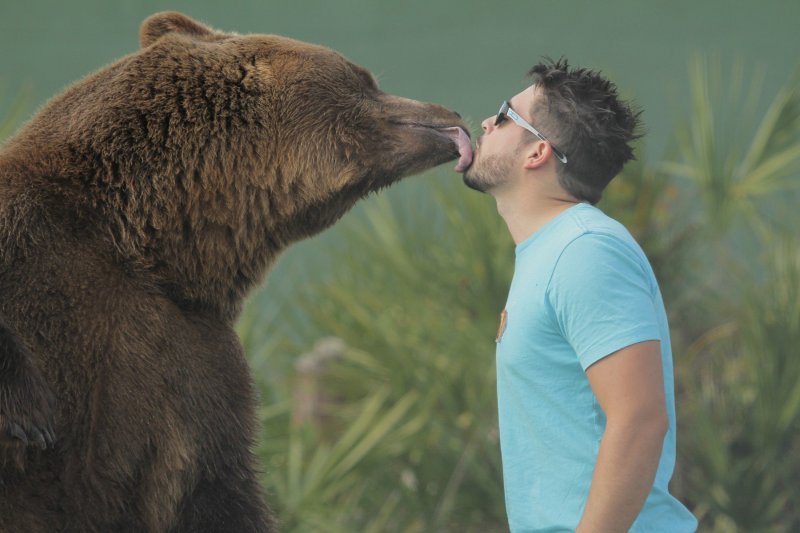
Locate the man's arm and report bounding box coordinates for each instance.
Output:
[575,340,668,533]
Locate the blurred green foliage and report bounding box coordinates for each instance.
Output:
[240,179,513,532]
[237,58,800,531]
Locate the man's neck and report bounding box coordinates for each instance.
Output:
[494,188,581,245]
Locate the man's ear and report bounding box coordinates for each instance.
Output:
[522,140,552,170]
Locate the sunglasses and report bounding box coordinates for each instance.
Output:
[495,100,568,164]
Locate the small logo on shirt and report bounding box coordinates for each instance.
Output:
[495,309,508,343]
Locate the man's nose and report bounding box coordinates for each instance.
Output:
[481,115,495,133]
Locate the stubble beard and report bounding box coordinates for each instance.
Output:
[462,153,513,194]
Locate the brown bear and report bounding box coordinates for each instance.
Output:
[0,11,471,532]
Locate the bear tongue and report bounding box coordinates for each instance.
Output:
[440,127,473,172]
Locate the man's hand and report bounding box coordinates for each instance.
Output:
[576,340,668,533]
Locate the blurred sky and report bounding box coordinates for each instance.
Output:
[1,0,798,295]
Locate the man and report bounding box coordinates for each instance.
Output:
[463,59,697,532]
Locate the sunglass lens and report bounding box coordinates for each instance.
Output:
[495,101,509,126]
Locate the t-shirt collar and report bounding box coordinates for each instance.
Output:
[515,203,589,256]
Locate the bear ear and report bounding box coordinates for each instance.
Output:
[139,12,217,48]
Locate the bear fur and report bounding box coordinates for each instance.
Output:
[0,12,470,532]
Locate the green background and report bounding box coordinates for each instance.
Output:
[3,0,796,295]
[3,0,799,153]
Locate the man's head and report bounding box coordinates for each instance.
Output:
[464,58,642,204]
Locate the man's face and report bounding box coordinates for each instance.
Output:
[462,86,537,193]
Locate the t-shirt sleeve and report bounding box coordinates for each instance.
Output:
[545,232,661,371]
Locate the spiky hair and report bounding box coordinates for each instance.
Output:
[527,58,643,204]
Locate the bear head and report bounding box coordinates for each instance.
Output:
[1,12,472,319]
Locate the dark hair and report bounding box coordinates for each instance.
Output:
[527,58,643,204]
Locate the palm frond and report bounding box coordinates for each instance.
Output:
[668,55,800,233]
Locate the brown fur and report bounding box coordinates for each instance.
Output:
[0,12,467,532]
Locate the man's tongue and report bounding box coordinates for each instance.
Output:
[440,127,473,172]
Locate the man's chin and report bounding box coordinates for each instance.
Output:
[462,170,488,193]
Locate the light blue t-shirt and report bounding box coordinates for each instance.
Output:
[496,203,697,532]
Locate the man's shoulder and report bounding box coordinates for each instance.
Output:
[562,205,644,258]
[517,204,647,277]
[529,204,635,250]
[567,204,633,240]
